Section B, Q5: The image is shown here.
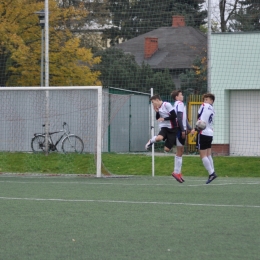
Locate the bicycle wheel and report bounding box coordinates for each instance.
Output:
[31,135,48,153]
[61,135,84,154]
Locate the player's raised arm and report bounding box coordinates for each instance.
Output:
[163,109,177,121]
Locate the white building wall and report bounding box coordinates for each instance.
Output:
[211,33,260,147]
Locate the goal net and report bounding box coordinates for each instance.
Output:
[1,0,260,178]
[0,87,131,177]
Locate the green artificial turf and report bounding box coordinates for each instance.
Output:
[0,175,259,260]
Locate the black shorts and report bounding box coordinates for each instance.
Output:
[158,127,177,149]
[196,134,213,150]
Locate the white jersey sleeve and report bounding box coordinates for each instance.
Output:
[174,101,187,130]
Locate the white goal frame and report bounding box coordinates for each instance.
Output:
[0,86,102,177]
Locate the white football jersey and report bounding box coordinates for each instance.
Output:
[173,101,187,130]
[197,102,215,136]
[158,102,176,129]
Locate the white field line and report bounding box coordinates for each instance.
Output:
[0,175,259,183]
[0,175,259,182]
[0,180,259,187]
[0,196,259,208]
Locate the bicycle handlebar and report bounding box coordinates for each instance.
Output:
[42,122,67,128]
[38,122,70,135]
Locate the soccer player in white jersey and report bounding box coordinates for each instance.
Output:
[197,93,217,184]
[145,94,178,153]
[171,90,195,183]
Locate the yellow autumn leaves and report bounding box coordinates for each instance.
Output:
[0,0,101,86]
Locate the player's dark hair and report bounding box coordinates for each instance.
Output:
[203,93,215,102]
[150,94,161,101]
[171,90,182,100]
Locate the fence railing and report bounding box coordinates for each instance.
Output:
[187,95,202,153]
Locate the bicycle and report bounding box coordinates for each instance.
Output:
[31,122,84,154]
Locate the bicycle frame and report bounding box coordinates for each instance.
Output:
[49,131,68,150]
[34,123,71,151]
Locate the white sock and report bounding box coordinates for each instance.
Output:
[150,136,157,143]
[202,157,214,175]
[174,156,182,174]
[208,155,215,172]
[174,156,178,173]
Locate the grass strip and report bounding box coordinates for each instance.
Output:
[0,152,259,177]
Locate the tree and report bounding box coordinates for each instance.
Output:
[210,0,260,32]
[58,0,111,52]
[230,0,260,31]
[179,55,207,96]
[0,0,101,86]
[50,38,101,86]
[104,0,207,45]
[219,0,239,32]
[94,48,175,94]
[58,0,110,29]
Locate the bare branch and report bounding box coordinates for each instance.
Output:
[225,0,239,23]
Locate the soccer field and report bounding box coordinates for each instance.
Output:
[0,175,259,260]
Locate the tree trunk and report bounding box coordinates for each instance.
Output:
[219,0,227,32]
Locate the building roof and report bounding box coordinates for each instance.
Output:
[115,26,207,70]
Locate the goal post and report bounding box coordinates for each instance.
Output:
[0,86,102,177]
[96,86,102,177]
